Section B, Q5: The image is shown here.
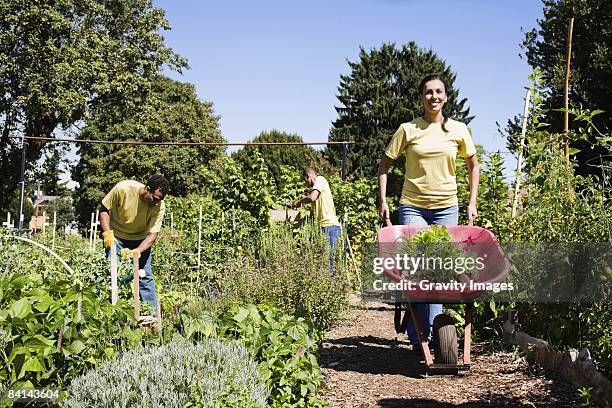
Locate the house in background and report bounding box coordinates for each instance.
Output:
[28,191,59,230]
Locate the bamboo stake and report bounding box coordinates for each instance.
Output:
[51,211,57,250]
[42,211,46,234]
[512,89,532,219]
[563,17,574,160]
[110,242,118,305]
[343,214,363,292]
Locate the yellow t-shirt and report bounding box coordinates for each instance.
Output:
[102,180,165,240]
[311,176,340,227]
[385,117,476,209]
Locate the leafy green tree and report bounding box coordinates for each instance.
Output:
[327,42,472,179]
[0,0,186,215]
[508,0,611,173]
[72,75,224,226]
[231,130,326,190]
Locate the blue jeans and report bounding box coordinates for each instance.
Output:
[399,204,458,345]
[322,225,341,273]
[106,238,158,315]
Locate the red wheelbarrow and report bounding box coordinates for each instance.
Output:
[376,225,510,374]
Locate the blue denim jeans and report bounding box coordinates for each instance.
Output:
[399,204,458,345]
[322,225,341,273]
[106,237,158,315]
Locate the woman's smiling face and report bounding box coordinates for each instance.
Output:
[421,78,447,116]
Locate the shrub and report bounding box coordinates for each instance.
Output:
[181,304,326,408]
[62,336,269,408]
[234,223,348,332]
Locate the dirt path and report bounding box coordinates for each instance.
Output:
[319,303,582,407]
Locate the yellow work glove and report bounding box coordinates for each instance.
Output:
[119,248,141,260]
[102,230,115,249]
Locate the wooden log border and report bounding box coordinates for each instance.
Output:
[502,311,612,403]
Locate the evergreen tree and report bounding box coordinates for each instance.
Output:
[327,42,472,179]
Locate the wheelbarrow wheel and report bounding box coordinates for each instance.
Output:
[433,314,458,365]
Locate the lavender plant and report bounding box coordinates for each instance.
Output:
[62,336,269,408]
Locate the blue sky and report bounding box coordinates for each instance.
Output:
[155,0,543,167]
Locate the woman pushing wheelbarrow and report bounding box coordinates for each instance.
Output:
[377,74,502,374]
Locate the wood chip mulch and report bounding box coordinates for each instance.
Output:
[319,302,584,407]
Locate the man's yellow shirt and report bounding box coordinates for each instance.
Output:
[311,176,340,227]
[102,180,165,240]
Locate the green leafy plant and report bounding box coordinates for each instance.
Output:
[398,226,478,283]
[181,303,326,408]
[63,336,268,408]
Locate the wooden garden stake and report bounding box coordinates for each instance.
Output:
[563,16,574,161]
[110,243,118,305]
[51,211,57,250]
[92,210,99,251]
[42,211,46,234]
[89,212,94,251]
[197,205,202,270]
[155,294,162,332]
[2,212,12,230]
[512,88,532,219]
[133,256,140,320]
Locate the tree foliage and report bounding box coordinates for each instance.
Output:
[510,0,612,173]
[327,42,472,178]
[231,130,327,191]
[72,75,224,226]
[0,0,186,215]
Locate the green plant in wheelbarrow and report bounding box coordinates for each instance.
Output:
[398,225,478,284]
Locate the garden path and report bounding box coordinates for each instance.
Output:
[319,302,582,407]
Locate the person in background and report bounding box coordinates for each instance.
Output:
[377,73,479,352]
[293,167,342,272]
[100,174,169,319]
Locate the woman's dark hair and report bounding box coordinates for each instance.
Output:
[146,174,170,195]
[418,74,450,132]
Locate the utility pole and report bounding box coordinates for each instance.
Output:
[17,133,27,230]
